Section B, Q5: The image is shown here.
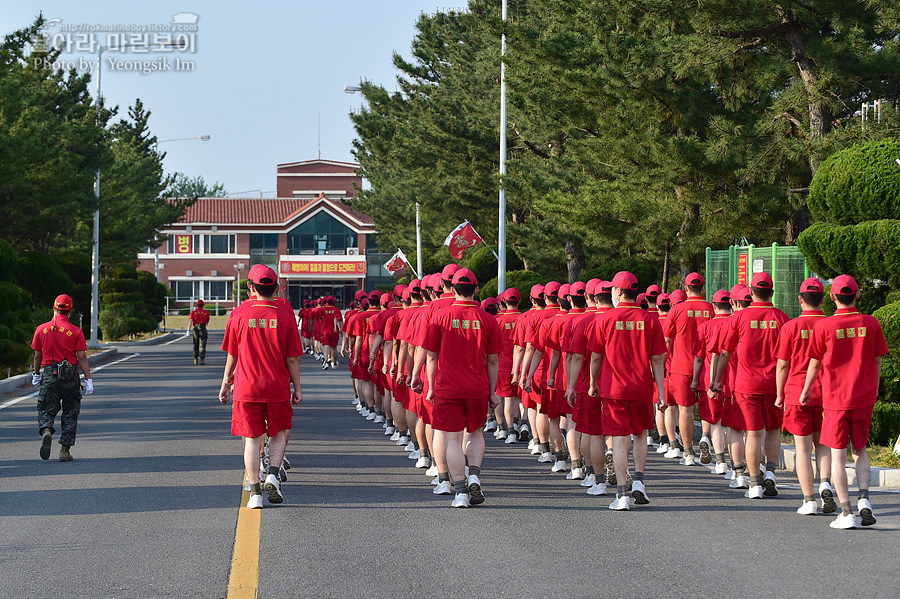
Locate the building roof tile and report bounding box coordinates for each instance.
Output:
[177,194,373,226]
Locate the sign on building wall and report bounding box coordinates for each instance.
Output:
[175,234,193,254]
[737,253,748,285]
[280,260,366,275]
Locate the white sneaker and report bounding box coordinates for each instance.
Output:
[467,474,485,505]
[796,500,818,515]
[551,460,568,473]
[451,492,470,508]
[631,480,650,505]
[647,435,655,446]
[415,456,431,469]
[744,485,764,499]
[425,464,438,477]
[497,429,508,440]
[397,435,409,446]
[568,467,585,480]
[819,481,837,514]
[762,470,778,496]
[724,468,736,480]
[664,446,683,459]
[433,480,452,495]
[374,414,385,424]
[581,473,596,487]
[681,454,697,466]
[587,482,609,496]
[390,431,401,442]
[858,498,876,526]
[531,445,543,456]
[829,513,858,529]
[504,434,517,444]
[264,474,283,504]
[655,442,670,454]
[527,439,536,451]
[246,494,263,509]
[484,421,498,432]
[537,451,554,463]
[404,441,416,452]
[714,462,729,475]
[408,449,420,460]
[366,412,377,421]
[608,495,630,510]
[351,397,359,406]
[385,426,395,436]
[698,437,712,464]
[731,475,750,489]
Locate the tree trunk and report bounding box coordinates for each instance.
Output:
[564,238,585,284]
[662,240,671,291]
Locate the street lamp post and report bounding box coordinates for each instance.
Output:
[498,0,508,293]
[234,262,245,304]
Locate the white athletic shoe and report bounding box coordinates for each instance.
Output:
[647,435,655,446]
[467,474,485,505]
[530,445,543,456]
[655,442,670,454]
[415,456,431,469]
[796,500,818,515]
[405,442,416,452]
[433,481,452,495]
[408,449,420,460]
[504,433,517,444]
[374,414,385,424]
[581,473,596,487]
[385,426,395,436]
[681,454,697,466]
[763,470,778,496]
[497,429,508,440]
[724,468,736,480]
[431,475,440,485]
[425,464,438,477]
[527,439,536,451]
[390,431,401,441]
[551,460,568,473]
[829,513,858,530]
[819,481,837,514]
[631,480,650,505]
[858,498,876,526]
[451,493,470,508]
[698,437,712,464]
[484,421,498,432]
[731,475,750,489]
[246,494,263,509]
[351,398,359,406]
[664,446,683,459]
[366,412,377,421]
[537,452,554,463]
[568,467,585,480]
[397,435,409,446]
[608,494,630,511]
[714,462,729,475]
[264,474,283,504]
[744,485,764,499]
[587,482,609,496]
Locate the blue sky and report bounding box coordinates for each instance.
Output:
[2,1,466,195]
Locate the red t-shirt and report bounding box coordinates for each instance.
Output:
[319,306,342,335]
[410,294,456,347]
[495,309,522,372]
[665,296,713,376]
[513,307,538,348]
[189,308,210,326]
[222,299,302,402]
[774,310,826,406]
[31,315,87,366]
[721,302,790,395]
[585,303,666,401]
[697,315,729,394]
[808,308,888,410]
[422,300,501,400]
[567,307,611,395]
[543,308,584,389]
[711,314,736,395]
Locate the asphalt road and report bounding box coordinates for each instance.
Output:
[1,331,898,599]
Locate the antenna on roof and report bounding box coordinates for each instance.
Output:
[318,113,321,160]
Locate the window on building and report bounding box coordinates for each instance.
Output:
[205,234,236,254]
[206,280,230,300]
[249,233,279,267]
[172,280,199,301]
[287,212,357,255]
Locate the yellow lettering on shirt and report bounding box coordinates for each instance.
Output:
[249,319,257,328]
[505,323,511,330]
[473,320,481,330]
[846,327,855,338]
[66,330,72,337]
[800,329,809,340]
[43,327,49,334]
[626,321,634,331]
[769,320,778,329]
[270,319,278,329]
[259,319,268,328]
[760,321,768,330]
[452,319,460,329]
[836,328,844,339]
[687,310,694,318]
[636,321,645,331]
[859,327,867,338]
[616,321,624,331]
[703,311,710,318]
[750,320,758,329]
[462,320,470,330]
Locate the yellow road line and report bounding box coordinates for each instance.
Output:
[227,483,261,599]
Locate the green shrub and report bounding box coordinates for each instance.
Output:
[878,355,900,404]
[0,239,17,282]
[15,250,74,308]
[466,245,525,287]
[582,257,658,291]
[479,269,546,301]
[179,307,191,316]
[870,401,900,446]
[98,303,136,340]
[873,301,900,351]
[53,250,92,286]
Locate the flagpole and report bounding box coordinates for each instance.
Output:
[465,221,500,261]
[497,0,508,293]
[415,202,423,278]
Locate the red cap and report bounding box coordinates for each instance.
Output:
[504,287,521,302]
[729,284,747,297]
[712,290,731,303]
[596,281,614,294]
[430,274,443,292]
[380,293,392,306]
[611,271,639,291]
[669,289,687,304]
[247,264,265,280]
[740,287,753,302]
[368,290,381,302]
[799,277,824,293]
[53,294,73,311]
[636,293,647,305]
[685,272,704,286]
[481,297,498,309]
[751,272,773,289]
[832,274,858,295]
[543,281,562,297]
[645,284,661,297]
[558,283,571,298]
[359,298,369,309]
[569,281,587,296]
[530,284,545,299]
[250,265,277,285]
[196,299,205,307]
[392,284,407,296]
[408,279,423,294]
[354,290,368,301]
[656,293,671,307]
[586,278,602,295]
[441,264,461,281]
[452,268,478,285]
[401,288,411,300]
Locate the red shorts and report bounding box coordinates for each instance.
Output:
[783,403,823,437]
[820,406,873,450]
[601,397,653,437]
[231,400,293,438]
[394,382,410,409]
[546,387,571,419]
[576,393,604,436]
[664,376,677,407]
[670,373,698,407]
[323,333,339,347]
[521,388,537,410]
[734,392,783,431]
[432,395,489,433]
[497,369,518,398]
[416,388,433,425]
[722,395,746,431]
[357,360,372,382]
[700,391,727,424]
[572,390,586,425]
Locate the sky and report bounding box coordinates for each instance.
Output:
[2,1,466,196]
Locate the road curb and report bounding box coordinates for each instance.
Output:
[0,348,119,396]
[105,332,179,346]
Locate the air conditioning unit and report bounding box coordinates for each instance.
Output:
[346,248,359,256]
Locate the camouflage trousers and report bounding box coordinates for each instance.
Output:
[193,325,208,360]
[37,366,82,447]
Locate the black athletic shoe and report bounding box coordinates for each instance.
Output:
[467,476,485,505]
[820,484,837,514]
[859,499,876,526]
[40,430,52,460]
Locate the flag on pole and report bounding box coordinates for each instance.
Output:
[383,249,409,273]
[444,221,483,259]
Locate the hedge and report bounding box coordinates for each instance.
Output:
[871,401,900,446]
[465,245,525,288]
[797,220,900,288]
[582,257,658,291]
[479,269,547,302]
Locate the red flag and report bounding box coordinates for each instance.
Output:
[443,222,483,259]
[383,250,407,273]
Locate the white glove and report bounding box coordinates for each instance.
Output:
[85,379,94,395]
[32,373,41,387]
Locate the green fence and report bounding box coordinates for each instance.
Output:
[705,244,810,318]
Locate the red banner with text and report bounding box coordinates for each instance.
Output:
[280,260,366,276]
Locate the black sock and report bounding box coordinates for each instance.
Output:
[555,450,566,462]
[513,417,520,427]
[453,480,467,495]
[823,477,831,486]
[386,419,393,427]
[715,453,726,464]
[267,465,280,477]
[469,465,481,476]
[750,474,761,486]
[633,471,644,482]
[541,442,550,453]
[859,488,869,500]
[585,465,595,476]
[766,461,777,472]
[803,494,815,503]
[438,471,450,482]
[659,435,669,445]
[617,484,626,497]
[251,482,261,495]
[412,440,420,450]
[573,458,584,469]
[841,501,852,516]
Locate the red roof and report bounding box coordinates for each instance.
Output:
[276,159,359,169]
[177,194,373,226]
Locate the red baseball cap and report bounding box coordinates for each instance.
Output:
[196,299,205,307]
[408,279,423,293]
[481,297,498,309]
[685,272,704,286]
[380,293,392,305]
[656,293,671,307]
[729,284,747,297]
[751,272,773,289]
[596,280,614,294]
[558,283,571,298]
[354,290,368,301]
[505,287,521,302]
[712,290,731,303]
[368,290,381,302]
[441,264,461,280]
[452,268,478,285]
[430,274,444,292]
[636,293,647,305]
[611,271,639,291]
[53,294,73,310]
[250,265,277,285]
[669,289,687,304]
[832,274,858,295]
[740,287,753,302]
[586,279,602,295]
[543,281,562,297]
[530,284,545,299]
[646,284,661,297]
[392,284,407,296]
[799,277,824,293]
[359,298,369,309]
[247,263,264,280]
[569,281,587,296]
[401,288,411,300]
